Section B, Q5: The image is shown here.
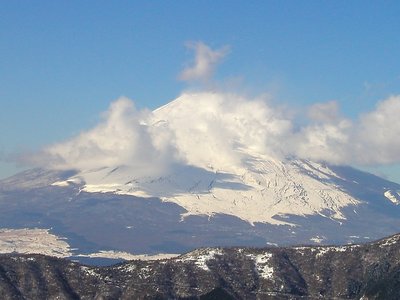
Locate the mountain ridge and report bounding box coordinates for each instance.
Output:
[1,232,400,299]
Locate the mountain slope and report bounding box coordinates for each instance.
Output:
[2,160,400,259]
[1,233,400,299]
[58,158,362,226]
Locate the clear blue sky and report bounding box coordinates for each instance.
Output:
[1,1,400,182]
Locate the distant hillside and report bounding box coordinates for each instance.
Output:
[1,233,400,299]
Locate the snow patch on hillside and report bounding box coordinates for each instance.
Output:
[178,248,223,271]
[247,252,274,279]
[378,235,400,247]
[80,266,102,279]
[0,228,72,257]
[78,251,179,261]
[384,190,400,205]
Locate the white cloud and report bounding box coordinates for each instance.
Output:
[308,101,340,123]
[152,92,292,171]
[30,93,400,176]
[353,95,400,165]
[38,97,179,177]
[291,95,400,166]
[179,41,229,82]
[22,90,400,182]
[36,92,292,175]
[292,119,352,164]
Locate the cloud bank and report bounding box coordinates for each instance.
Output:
[33,92,400,177]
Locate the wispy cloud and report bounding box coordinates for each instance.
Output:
[307,101,340,123]
[179,41,229,82]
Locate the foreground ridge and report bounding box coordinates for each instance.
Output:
[1,234,400,299]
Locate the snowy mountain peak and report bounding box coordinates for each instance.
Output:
[45,93,400,226]
[51,93,362,225]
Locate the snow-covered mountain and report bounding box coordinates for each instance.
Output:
[1,93,400,260]
[51,94,390,226]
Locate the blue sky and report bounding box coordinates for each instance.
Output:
[1,1,400,182]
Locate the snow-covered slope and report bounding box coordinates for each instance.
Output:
[52,94,363,225]
[54,159,360,226]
